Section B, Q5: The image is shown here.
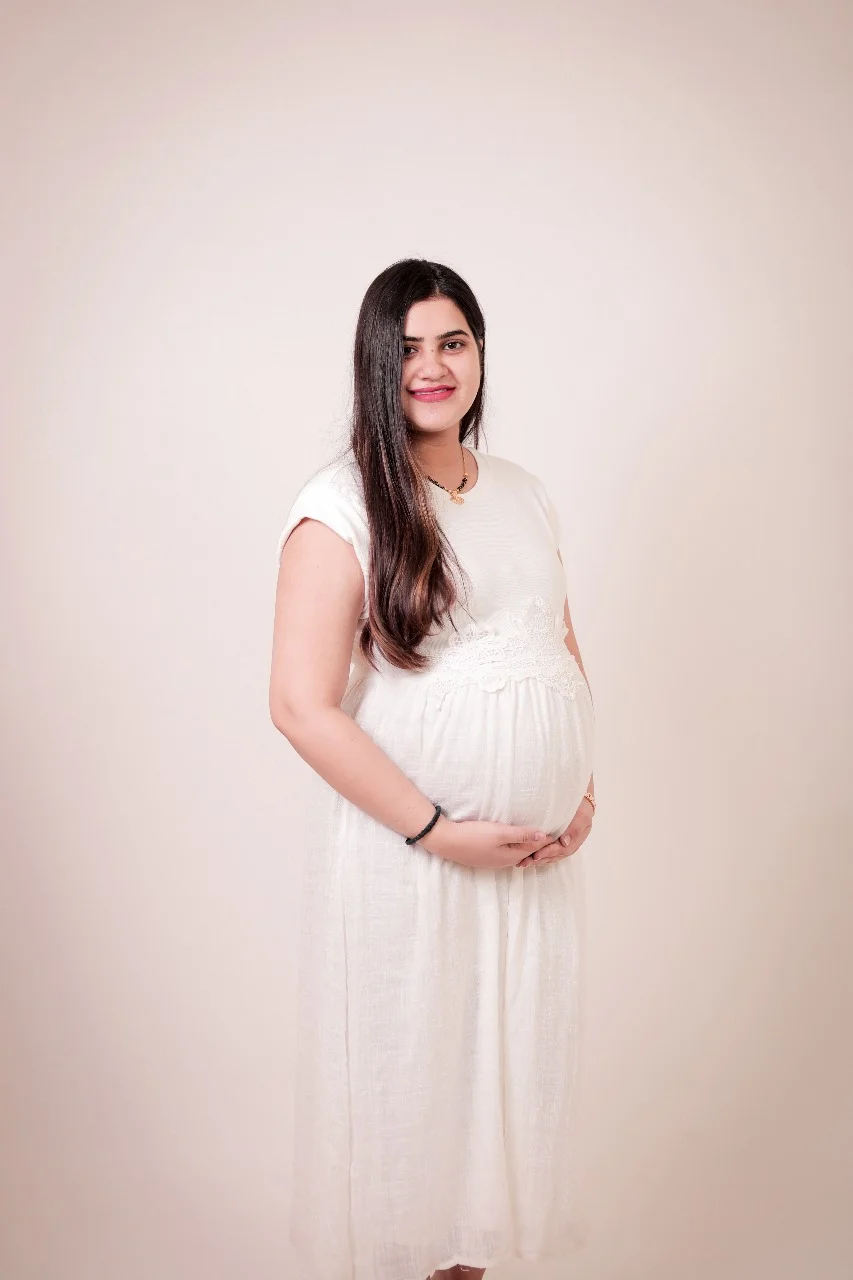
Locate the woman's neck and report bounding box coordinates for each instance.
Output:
[411,432,469,488]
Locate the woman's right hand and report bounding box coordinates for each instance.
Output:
[420,815,551,870]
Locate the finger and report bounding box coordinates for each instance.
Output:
[523,844,555,867]
[529,838,560,858]
[503,827,549,848]
[529,825,570,860]
[517,844,551,866]
[537,828,590,862]
[533,836,576,862]
[518,847,546,861]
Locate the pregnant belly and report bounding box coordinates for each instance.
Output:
[355,672,595,839]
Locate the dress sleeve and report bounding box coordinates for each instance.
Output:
[528,470,562,552]
[275,471,370,606]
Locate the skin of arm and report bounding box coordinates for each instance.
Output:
[557,549,594,802]
[269,517,448,845]
[518,550,596,868]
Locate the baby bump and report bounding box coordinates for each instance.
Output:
[355,671,595,840]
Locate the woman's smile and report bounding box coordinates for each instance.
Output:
[410,386,456,402]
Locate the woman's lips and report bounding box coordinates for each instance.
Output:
[410,387,455,402]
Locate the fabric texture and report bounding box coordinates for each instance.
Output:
[275,446,595,1280]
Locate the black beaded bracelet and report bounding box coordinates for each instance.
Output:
[404,803,442,845]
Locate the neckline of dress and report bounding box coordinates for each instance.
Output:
[430,446,490,505]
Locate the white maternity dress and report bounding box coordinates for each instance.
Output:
[275,446,595,1280]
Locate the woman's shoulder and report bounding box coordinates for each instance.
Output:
[276,448,369,570]
[475,448,559,544]
[292,449,366,512]
[475,448,546,492]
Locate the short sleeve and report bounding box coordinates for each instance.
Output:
[528,470,561,551]
[275,469,370,608]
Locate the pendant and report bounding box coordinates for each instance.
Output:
[450,489,465,504]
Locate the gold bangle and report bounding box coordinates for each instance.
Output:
[583,791,596,815]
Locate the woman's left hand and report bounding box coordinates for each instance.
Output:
[516,796,594,867]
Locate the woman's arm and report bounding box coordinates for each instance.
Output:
[269,516,444,843]
[557,550,594,802]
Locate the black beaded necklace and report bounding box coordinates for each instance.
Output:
[425,445,470,505]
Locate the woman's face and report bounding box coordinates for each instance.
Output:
[400,295,482,436]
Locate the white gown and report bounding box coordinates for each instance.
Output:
[275,446,595,1280]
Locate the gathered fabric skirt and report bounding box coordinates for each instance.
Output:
[288,664,595,1280]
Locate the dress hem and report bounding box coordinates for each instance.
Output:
[290,1231,586,1280]
[419,1233,586,1278]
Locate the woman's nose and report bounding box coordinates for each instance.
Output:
[414,347,448,376]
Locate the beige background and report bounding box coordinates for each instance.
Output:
[2,1,851,1277]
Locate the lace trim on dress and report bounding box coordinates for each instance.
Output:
[424,594,588,705]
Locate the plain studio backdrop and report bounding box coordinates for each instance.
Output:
[2,1,851,1277]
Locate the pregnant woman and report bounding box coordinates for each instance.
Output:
[269,259,596,1280]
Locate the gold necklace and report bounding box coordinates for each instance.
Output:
[425,445,470,505]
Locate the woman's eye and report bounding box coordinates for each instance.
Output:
[402,341,465,358]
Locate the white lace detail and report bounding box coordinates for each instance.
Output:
[424,594,587,705]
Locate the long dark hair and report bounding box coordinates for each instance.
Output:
[349,259,488,673]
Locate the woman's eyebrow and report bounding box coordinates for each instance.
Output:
[402,328,470,342]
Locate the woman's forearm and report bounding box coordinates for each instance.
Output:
[559,600,594,801]
[276,705,439,842]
